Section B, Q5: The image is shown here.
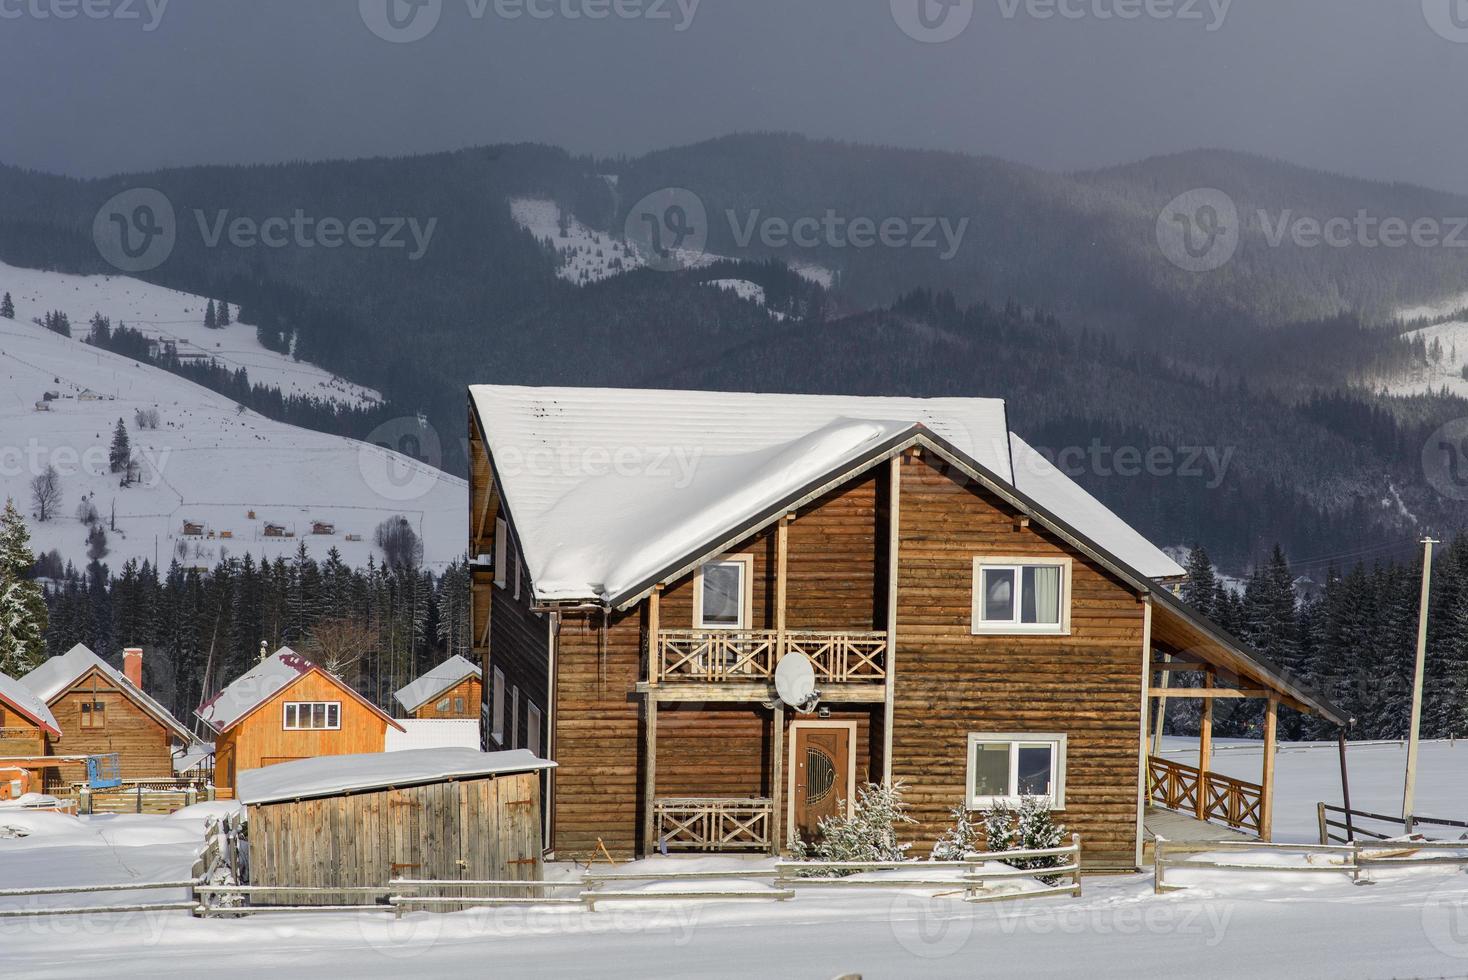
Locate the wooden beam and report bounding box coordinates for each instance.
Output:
[633,682,887,704]
[1150,661,1213,672]
[882,455,901,786]
[1151,653,1170,755]
[647,586,662,685]
[770,704,785,856]
[1261,697,1278,841]
[1147,688,1270,699]
[642,698,658,857]
[1196,673,1213,821]
[775,518,789,636]
[1134,595,1154,871]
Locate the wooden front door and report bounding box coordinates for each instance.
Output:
[790,723,854,843]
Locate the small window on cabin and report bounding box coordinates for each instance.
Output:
[436,697,451,713]
[80,701,106,730]
[494,518,509,589]
[971,558,1070,634]
[965,733,1067,809]
[527,703,542,757]
[454,697,465,713]
[282,701,342,731]
[696,556,751,629]
[491,668,506,744]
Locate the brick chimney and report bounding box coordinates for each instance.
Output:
[123,647,143,689]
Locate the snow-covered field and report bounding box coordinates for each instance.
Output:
[0,316,465,571]
[0,259,380,406]
[4,741,1468,978]
[1381,319,1468,399]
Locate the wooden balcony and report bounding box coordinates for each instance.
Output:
[654,797,773,852]
[1148,755,1263,837]
[653,629,887,685]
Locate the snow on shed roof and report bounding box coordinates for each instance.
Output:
[469,385,1183,601]
[386,719,481,752]
[236,748,554,804]
[22,644,194,742]
[393,655,481,712]
[0,672,60,738]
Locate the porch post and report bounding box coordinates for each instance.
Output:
[771,703,785,855]
[1261,696,1278,841]
[1151,653,1171,755]
[1196,672,1213,821]
[643,696,658,856]
[775,517,789,651]
[882,454,902,785]
[648,586,661,684]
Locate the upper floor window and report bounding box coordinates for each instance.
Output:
[694,555,752,629]
[80,700,106,730]
[283,701,340,731]
[971,557,1072,635]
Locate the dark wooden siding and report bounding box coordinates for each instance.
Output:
[489,565,549,753]
[891,453,1146,869]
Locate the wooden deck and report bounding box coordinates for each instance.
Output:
[1144,806,1254,844]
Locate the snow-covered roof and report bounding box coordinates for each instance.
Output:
[196,648,403,734]
[22,644,194,742]
[0,672,60,738]
[393,655,481,713]
[385,719,481,752]
[469,385,1183,602]
[236,748,554,805]
[173,742,215,775]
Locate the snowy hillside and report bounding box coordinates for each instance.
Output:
[1381,319,1468,398]
[0,317,466,572]
[0,259,380,407]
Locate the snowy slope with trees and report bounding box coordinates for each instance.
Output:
[0,315,465,573]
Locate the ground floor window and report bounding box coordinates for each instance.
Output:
[965,733,1067,809]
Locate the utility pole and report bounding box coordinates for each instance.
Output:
[1403,536,1438,832]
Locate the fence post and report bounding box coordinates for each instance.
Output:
[1152,835,1165,895]
[1317,802,1328,845]
[1071,833,1083,897]
[136,784,144,814]
[79,787,91,815]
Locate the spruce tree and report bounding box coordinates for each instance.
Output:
[204,300,217,330]
[217,300,230,326]
[1181,544,1217,618]
[0,499,49,675]
[1,292,14,319]
[109,418,131,475]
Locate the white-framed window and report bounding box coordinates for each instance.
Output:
[514,545,522,601]
[526,702,542,757]
[436,697,451,713]
[283,701,341,731]
[510,685,520,749]
[965,733,1068,809]
[971,557,1072,635]
[494,517,508,589]
[491,667,506,744]
[693,554,753,629]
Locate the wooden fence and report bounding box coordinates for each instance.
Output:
[77,780,212,815]
[1147,756,1263,836]
[1154,835,1468,892]
[655,630,888,683]
[654,798,773,852]
[1318,802,1468,845]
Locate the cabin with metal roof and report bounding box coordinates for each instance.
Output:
[466,385,1343,869]
[393,655,482,719]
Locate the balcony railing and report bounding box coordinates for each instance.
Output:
[654,630,887,684]
[654,797,773,852]
[1148,755,1263,837]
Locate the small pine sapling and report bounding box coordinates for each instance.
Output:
[792,781,916,876]
[932,803,981,861]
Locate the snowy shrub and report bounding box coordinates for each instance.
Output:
[982,799,1019,854]
[931,803,981,860]
[980,796,1067,885]
[790,781,915,876]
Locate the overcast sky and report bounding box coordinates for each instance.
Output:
[3,0,1466,193]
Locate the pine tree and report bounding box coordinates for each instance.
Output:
[1181,544,1217,617]
[204,300,217,330]
[790,782,915,872]
[0,499,49,675]
[0,292,14,319]
[109,418,131,475]
[217,300,230,326]
[932,804,981,860]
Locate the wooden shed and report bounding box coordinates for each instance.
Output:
[236,748,554,906]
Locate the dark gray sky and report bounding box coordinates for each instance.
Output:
[3,0,1466,192]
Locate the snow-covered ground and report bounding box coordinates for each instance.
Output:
[0,259,380,406]
[1381,319,1468,398]
[4,741,1468,978]
[0,316,465,571]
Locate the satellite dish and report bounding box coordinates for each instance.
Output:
[774,652,820,713]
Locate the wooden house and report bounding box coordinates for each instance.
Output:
[237,748,553,906]
[393,655,482,719]
[196,647,404,797]
[21,644,197,789]
[468,386,1344,870]
[0,672,61,800]
[182,520,206,537]
[310,521,336,536]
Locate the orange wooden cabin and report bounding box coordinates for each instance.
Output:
[196,647,403,797]
[0,671,62,800]
[393,655,482,719]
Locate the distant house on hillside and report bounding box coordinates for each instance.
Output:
[196,647,404,797]
[394,655,482,719]
[0,673,61,800]
[310,521,336,536]
[466,385,1344,868]
[22,644,197,789]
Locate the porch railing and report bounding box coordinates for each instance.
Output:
[654,797,773,852]
[654,630,887,684]
[1148,755,1263,837]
